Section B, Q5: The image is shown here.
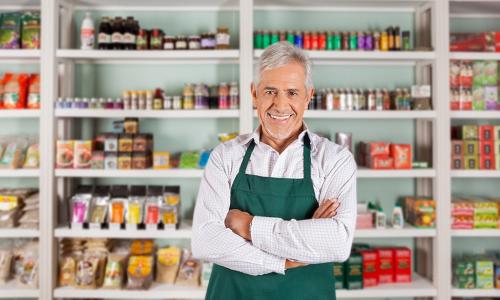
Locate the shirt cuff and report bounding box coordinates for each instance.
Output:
[264,254,286,275]
[251,216,281,252]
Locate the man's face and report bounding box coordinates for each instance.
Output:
[251,62,314,141]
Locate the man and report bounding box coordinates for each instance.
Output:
[192,41,357,299]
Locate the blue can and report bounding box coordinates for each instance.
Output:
[294,31,303,48]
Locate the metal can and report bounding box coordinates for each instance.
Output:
[333,32,342,50]
[294,31,303,48]
[309,32,316,50]
[342,32,349,50]
[318,32,326,50]
[287,31,295,44]
[271,31,280,45]
[357,32,365,50]
[365,32,373,50]
[262,31,271,48]
[326,32,334,50]
[254,30,263,49]
[303,31,311,50]
[349,32,357,50]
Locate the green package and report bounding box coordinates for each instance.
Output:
[454,260,475,276]
[0,12,22,49]
[456,275,475,289]
[344,252,363,290]
[333,262,344,290]
[21,11,40,49]
[179,151,200,169]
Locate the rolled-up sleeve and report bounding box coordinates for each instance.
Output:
[191,144,286,276]
[250,147,357,264]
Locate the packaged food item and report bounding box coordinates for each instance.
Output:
[179,151,200,169]
[27,74,40,108]
[22,143,39,168]
[104,152,118,169]
[13,241,39,287]
[376,248,394,284]
[343,251,363,289]
[393,247,411,283]
[91,151,104,169]
[75,253,100,289]
[118,134,133,152]
[89,186,110,227]
[452,199,474,229]
[145,186,162,228]
[156,246,182,284]
[359,249,378,287]
[464,155,479,169]
[2,73,29,108]
[126,186,146,229]
[102,254,126,289]
[0,247,13,283]
[162,186,180,229]
[104,133,119,152]
[56,140,75,169]
[124,118,139,134]
[334,262,344,289]
[59,255,77,287]
[132,152,151,169]
[476,259,494,289]
[464,141,479,156]
[109,185,128,229]
[118,152,132,170]
[21,12,40,49]
[0,12,22,49]
[70,186,93,227]
[403,197,436,228]
[451,140,464,156]
[201,262,213,288]
[176,250,201,287]
[74,140,92,169]
[126,255,154,290]
[133,134,152,152]
[0,141,27,169]
[390,144,412,169]
[451,155,463,169]
[153,152,170,170]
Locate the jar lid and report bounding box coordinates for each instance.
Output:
[189,35,200,39]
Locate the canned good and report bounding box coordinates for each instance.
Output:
[271,31,280,45]
[349,32,357,50]
[318,32,326,50]
[303,31,311,50]
[262,31,271,48]
[254,30,263,49]
[333,32,342,50]
[294,31,303,48]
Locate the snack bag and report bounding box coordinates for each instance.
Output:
[27,74,40,109]
[0,12,22,49]
[2,73,29,109]
[21,12,41,49]
[23,143,39,168]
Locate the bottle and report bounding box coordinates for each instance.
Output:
[218,83,229,109]
[392,206,404,229]
[80,12,95,50]
[97,17,112,50]
[209,85,218,109]
[112,17,124,50]
[394,26,401,51]
[325,89,334,111]
[229,82,239,109]
[183,84,194,110]
[146,90,153,110]
[376,208,386,229]
[123,17,137,50]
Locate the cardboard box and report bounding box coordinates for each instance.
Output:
[344,252,363,290]
[479,141,494,156]
[376,248,394,284]
[479,125,495,142]
[362,142,390,157]
[454,260,475,276]
[495,141,500,155]
[495,264,500,288]
[476,260,494,289]
[464,141,479,155]
[450,32,500,52]
[495,126,500,141]
[456,275,476,289]
[359,250,379,287]
[333,262,344,290]
[367,155,394,170]
[393,247,412,283]
[464,155,479,170]
[451,140,464,156]
[463,125,479,140]
[480,155,495,170]
[390,144,412,169]
[451,155,464,169]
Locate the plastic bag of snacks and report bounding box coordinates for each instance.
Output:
[12,240,39,288]
[102,253,126,289]
[0,137,29,169]
[0,12,22,49]
[75,253,100,289]
[27,74,40,109]
[59,255,78,287]
[156,246,182,284]
[23,143,39,168]
[69,186,93,227]
[21,12,41,50]
[175,249,201,287]
[1,73,29,109]
[0,242,13,283]
[126,240,154,290]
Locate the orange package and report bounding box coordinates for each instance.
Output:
[2,73,29,109]
[27,74,40,109]
[390,144,412,169]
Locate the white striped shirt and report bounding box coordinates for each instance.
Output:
[191,125,357,276]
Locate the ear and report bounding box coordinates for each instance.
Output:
[251,82,258,109]
[305,87,314,109]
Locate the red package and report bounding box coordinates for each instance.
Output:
[27,74,40,109]
[450,32,498,52]
[360,250,379,287]
[376,248,394,284]
[479,141,494,156]
[2,73,29,109]
[496,32,500,52]
[459,62,473,88]
[450,61,461,88]
[479,125,494,142]
[451,155,463,170]
[480,155,495,170]
[393,247,412,283]
[390,144,412,169]
[368,155,393,169]
[363,142,390,157]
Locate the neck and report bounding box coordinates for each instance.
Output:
[260,125,304,154]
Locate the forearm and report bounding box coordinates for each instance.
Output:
[251,217,354,263]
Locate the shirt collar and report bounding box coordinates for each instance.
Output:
[238,122,316,152]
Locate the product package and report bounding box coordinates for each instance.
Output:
[69,186,93,228]
[0,12,22,49]
[344,251,363,290]
[393,247,412,283]
[56,140,75,169]
[126,186,146,230]
[161,186,180,229]
[176,249,201,287]
[359,249,378,287]
[376,248,394,284]
[156,246,182,284]
[102,254,126,289]
[89,186,110,229]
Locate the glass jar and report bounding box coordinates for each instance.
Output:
[163,35,175,50]
[201,33,216,50]
[175,36,188,50]
[188,35,201,50]
[216,27,230,49]
[150,29,164,50]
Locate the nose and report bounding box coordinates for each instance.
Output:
[272,90,290,111]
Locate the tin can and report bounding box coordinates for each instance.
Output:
[333,32,342,50]
[342,32,349,50]
[287,31,295,44]
[254,30,263,49]
[303,31,311,50]
[294,31,303,48]
[365,32,373,50]
[357,32,365,50]
[280,31,286,41]
[318,32,326,50]
[262,31,271,48]
[373,32,381,50]
[349,32,357,50]
[310,32,318,50]
[326,32,334,50]
[271,31,280,45]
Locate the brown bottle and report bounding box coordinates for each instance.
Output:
[111,17,124,50]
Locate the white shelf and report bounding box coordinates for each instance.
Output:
[54,284,206,299]
[67,0,238,10]
[450,110,500,119]
[0,109,40,118]
[451,170,500,178]
[355,225,436,238]
[357,168,436,178]
[255,50,436,61]
[55,223,193,239]
[55,109,239,119]
[452,288,500,297]
[452,229,500,237]
[55,169,204,178]
[56,49,240,62]
[0,169,40,178]
[0,281,39,299]
[0,50,40,60]
[449,52,500,61]
[0,229,39,238]
[54,275,435,299]
[304,110,436,119]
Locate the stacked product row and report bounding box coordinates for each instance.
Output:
[453,253,500,289]
[451,125,500,170]
[0,73,40,109]
[0,136,39,169]
[0,11,40,49]
[452,198,500,229]
[0,189,39,229]
[450,32,500,52]
[0,240,39,288]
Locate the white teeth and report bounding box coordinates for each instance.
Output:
[268,113,292,120]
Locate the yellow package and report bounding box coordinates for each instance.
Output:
[126,255,153,290]
[23,144,39,169]
[156,247,181,284]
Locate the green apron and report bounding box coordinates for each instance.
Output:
[205,134,336,300]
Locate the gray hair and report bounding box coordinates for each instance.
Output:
[254,41,313,90]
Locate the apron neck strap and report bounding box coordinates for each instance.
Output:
[238,133,312,180]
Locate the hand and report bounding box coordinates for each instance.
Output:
[312,199,339,219]
[225,209,254,241]
[285,259,307,269]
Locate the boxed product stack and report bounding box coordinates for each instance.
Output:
[450,32,500,52]
[357,142,412,169]
[335,245,412,290]
[453,253,500,289]
[69,185,180,231]
[450,60,499,111]
[451,125,500,170]
[58,239,210,290]
[0,189,38,229]
[0,137,39,169]
[402,197,436,228]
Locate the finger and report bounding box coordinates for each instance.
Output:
[319,201,340,218]
[313,200,334,218]
[315,200,336,218]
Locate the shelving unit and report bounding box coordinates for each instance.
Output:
[0,281,39,299]
[0,169,40,178]
[0,109,40,118]
[451,288,500,298]
[451,170,500,178]
[451,229,500,237]
[55,109,240,118]
[0,229,40,238]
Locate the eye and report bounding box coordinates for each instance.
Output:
[264,90,275,95]
[289,91,298,97]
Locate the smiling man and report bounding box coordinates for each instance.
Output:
[192,41,357,300]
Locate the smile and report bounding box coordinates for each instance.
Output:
[267,112,294,121]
